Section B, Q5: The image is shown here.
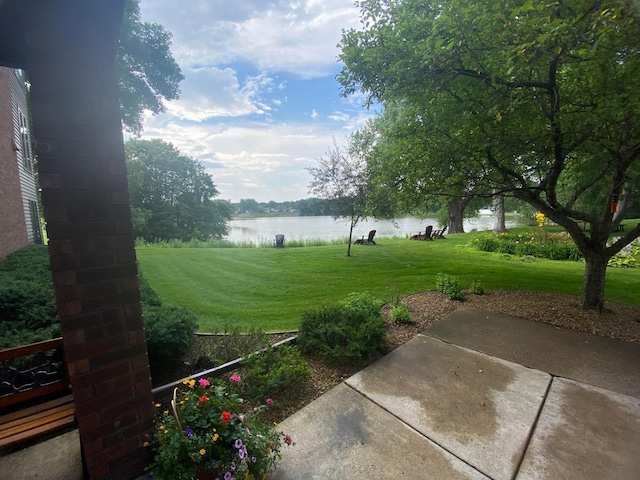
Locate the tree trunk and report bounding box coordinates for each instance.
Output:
[447,195,474,234]
[346,220,354,256]
[492,190,507,233]
[580,252,608,312]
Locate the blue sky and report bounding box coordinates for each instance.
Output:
[138,0,376,203]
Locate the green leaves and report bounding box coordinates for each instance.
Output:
[125,138,231,242]
[117,0,184,134]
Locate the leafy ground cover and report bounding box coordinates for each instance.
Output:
[136,226,640,332]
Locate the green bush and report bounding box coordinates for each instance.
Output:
[0,246,59,348]
[390,302,413,324]
[338,291,383,319]
[297,293,386,360]
[235,344,310,400]
[436,274,465,300]
[143,305,198,361]
[473,235,499,252]
[515,242,539,257]
[470,279,486,295]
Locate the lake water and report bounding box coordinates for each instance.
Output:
[225,214,527,244]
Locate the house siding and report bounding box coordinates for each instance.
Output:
[0,66,42,262]
[0,67,29,262]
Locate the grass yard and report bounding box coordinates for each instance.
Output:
[136,228,640,332]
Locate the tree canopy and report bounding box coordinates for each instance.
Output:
[125,139,232,241]
[339,0,640,310]
[118,0,184,134]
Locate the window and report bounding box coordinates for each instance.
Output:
[17,109,33,172]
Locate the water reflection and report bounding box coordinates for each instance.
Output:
[225,215,526,245]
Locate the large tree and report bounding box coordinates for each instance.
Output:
[118,0,184,134]
[339,0,640,311]
[125,139,232,241]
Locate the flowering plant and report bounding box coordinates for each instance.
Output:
[146,375,292,480]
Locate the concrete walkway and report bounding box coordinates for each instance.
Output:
[2,307,639,479]
[271,307,640,480]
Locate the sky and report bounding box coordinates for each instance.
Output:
[137,0,376,203]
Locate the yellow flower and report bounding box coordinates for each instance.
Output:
[163,410,169,415]
[199,449,206,455]
[189,379,196,388]
[159,425,165,430]
[143,441,149,447]
[154,403,161,408]
[212,433,219,441]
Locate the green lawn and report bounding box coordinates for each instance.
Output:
[136,228,640,333]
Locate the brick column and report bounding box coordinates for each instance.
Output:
[24,2,153,478]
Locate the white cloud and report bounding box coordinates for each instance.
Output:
[140,0,361,78]
[133,0,376,202]
[163,67,280,122]
[139,117,352,202]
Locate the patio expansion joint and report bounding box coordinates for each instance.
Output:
[510,374,554,480]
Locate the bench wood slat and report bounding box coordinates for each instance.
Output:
[0,394,75,448]
[0,414,75,448]
[0,402,75,435]
[0,394,73,424]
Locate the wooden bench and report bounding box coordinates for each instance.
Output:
[0,338,74,449]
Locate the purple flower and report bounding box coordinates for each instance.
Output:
[265,397,274,406]
[184,427,194,439]
[238,446,246,459]
[230,461,236,471]
[224,473,231,480]
[251,457,256,463]
[234,439,243,449]
[284,434,293,446]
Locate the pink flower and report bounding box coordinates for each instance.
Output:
[229,374,242,383]
[283,434,293,446]
[198,378,210,387]
[265,398,274,406]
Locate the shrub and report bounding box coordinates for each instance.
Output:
[473,235,499,252]
[0,246,59,348]
[390,303,413,324]
[436,274,465,300]
[297,293,386,360]
[236,344,310,400]
[139,273,162,307]
[470,279,486,295]
[144,305,198,361]
[338,291,383,319]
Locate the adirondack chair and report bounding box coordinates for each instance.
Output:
[433,225,448,239]
[273,234,285,248]
[355,230,377,245]
[411,225,433,240]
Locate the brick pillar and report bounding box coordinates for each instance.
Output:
[24,2,154,478]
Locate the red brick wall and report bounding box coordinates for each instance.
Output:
[0,67,28,262]
[24,2,154,478]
